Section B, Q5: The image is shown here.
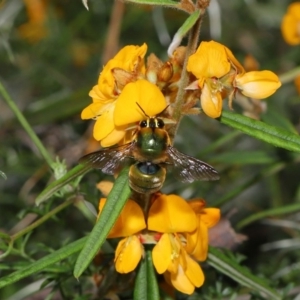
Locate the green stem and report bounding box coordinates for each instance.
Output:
[11,197,75,241]
[0,81,54,167]
[279,66,300,84]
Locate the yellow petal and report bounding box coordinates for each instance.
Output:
[148,194,197,233]
[235,71,281,99]
[114,236,143,273]
[89,84,113,102]
[224,46,245,75]
[113,43,147,73]
[188,199,206,213]
[81,102,104,119]
[200,82,222,118]
[93,107,115,141]
[186,220,208,261]
[94,44,148,101]
[169,265,195,295]
[200,208,221,228]
[98,199,146,238]
[152,233,172,274]
[184,253,205,287]
[100,127,126,147]
[114,80,167,126]
[187,41,231,79]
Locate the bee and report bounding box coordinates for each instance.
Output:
[80,107,219,194]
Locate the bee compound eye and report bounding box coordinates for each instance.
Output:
[157,118,164,128]
[140,120,147,128]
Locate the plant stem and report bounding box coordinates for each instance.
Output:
[279,65,300,84]
[171,14,202,135]
[0,81,54,167]
[11,197,75,241]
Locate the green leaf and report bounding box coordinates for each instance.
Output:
[207,247,282,300]
[219,111,300,153]
[73,167,131,278]
[262,107,298,134]
[35,164,91,205]
[177,10,201,37]
[212,162,285,207]
[236,202,300,229]
[125,0,179,7]
[211,150,276,165]
[0,237,87,288]
[134,250,159,300]
[168,10,201,55]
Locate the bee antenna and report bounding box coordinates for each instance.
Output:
[158,105,169,116]
[136,102,149,118]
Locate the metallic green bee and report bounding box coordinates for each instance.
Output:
[80,114,219,194]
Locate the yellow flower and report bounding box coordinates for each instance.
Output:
[149,194,209,295]
[81,44,167,147]
[187,40,281,118]
[81,44,147,121]
[281,2,300,45]
[187,41,244,118]
[18,0,48,43]
[99,194,220,294]
[234,71,281,99]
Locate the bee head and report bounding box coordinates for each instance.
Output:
[139,118,165,129]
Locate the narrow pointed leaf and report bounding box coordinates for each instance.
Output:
[134,250,159,300]
[125,0,179,7]
[219,111,300,153]
[134,254,147,300]
[36,164,91,205]
[146,250,160,299]
[74,167,131,278]
[237,203,300,229]
[211,150,276,165]
[207,247,281,300]
[0,237,87,288]
[168,10,201,55]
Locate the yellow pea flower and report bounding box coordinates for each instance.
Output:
[281,2,300,45]
[81,44,167,147]
[149,194,215,295]
[152,233,205,295]
[99,194,220,294]
[187,41,244,118]
[187,40,281,118]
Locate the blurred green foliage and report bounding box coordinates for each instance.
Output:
[1,0,300,299]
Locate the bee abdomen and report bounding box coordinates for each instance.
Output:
[129,162,166,194]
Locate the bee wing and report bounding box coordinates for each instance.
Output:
[79,143,134,175]
[166,146,220,182]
